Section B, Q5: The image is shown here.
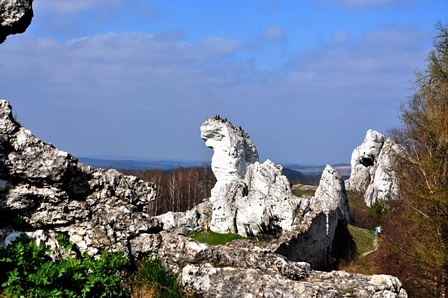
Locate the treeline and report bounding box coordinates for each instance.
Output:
[121,166,216,215]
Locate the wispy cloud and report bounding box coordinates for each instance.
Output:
[339,0,417,8]
[35,0,124,14]
[259,26,287,43]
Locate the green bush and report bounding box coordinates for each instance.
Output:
[0,233,130,298]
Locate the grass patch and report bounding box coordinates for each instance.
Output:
[333,223,379,275]
[292,188,316,198]
[132,258,182,298]
[187,230,246,246]
[347,224,375,255]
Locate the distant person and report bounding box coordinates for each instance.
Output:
[203,221,209,232]
[303,205,311,214]
[374,226,381,235]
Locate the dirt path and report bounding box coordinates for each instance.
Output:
[360,235,379,257]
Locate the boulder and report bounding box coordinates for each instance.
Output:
[0,0,33,44]
[345,129,400,206]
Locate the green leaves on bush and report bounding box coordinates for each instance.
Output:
[0,233,130,298]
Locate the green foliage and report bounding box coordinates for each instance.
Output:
[187,230,246,246]
[347,190,386,230]
[133,258,182,298]
[383,20,448,297]
[0,233,130,298]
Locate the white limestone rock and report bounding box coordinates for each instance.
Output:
[311,165,350,222]
[236,160,300,236]
[269,166,349,269]
[161,234,408,298]
[200,116,300,237]
[200,116,258,182]
[0,99,161,258]
[345,129,400,206]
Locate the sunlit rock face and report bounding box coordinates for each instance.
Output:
[345,129,400,206]
[200,115,258,182]
[311,165,350,222]
[0,0,34,44]
[0,101,408,296]
[200,116,300,237]
[0,99,159,257]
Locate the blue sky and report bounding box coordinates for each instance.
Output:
[0,0,446,165]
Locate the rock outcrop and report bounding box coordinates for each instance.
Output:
[311,165,350,223]
[0,0,33,44]
[0,99,160,256]
[200,116,300,237]
[200,116,354,271]
[268,165,349,269]
[0,102,407,297]
[345,129,400,206]
[159,233,407,298]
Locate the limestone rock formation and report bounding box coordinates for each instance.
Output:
[268,210,339,269]
[266,165,349,269]
[311,165,350,222]
[0,99,160,257]
[345,129,400,206]
[200,116,300,237]
[200,116,355,270]
[0,101,408,297]
[159,234,408,298]
[0,0,33,44]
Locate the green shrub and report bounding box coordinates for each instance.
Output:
[0,233,130,298]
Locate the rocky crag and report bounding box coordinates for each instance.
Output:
[0,99,161,257]
[345,129,401,206]
[0,0,33,44]
[163,235,407,298]
[200,116,355,270]
[267,164,350,269]
[0,101,407,297]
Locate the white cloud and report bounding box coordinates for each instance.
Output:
[0,24,433,164]
[290,26,429,73]
[340,0,416,8]
[34,0,124,14]
[259,26,286,43]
